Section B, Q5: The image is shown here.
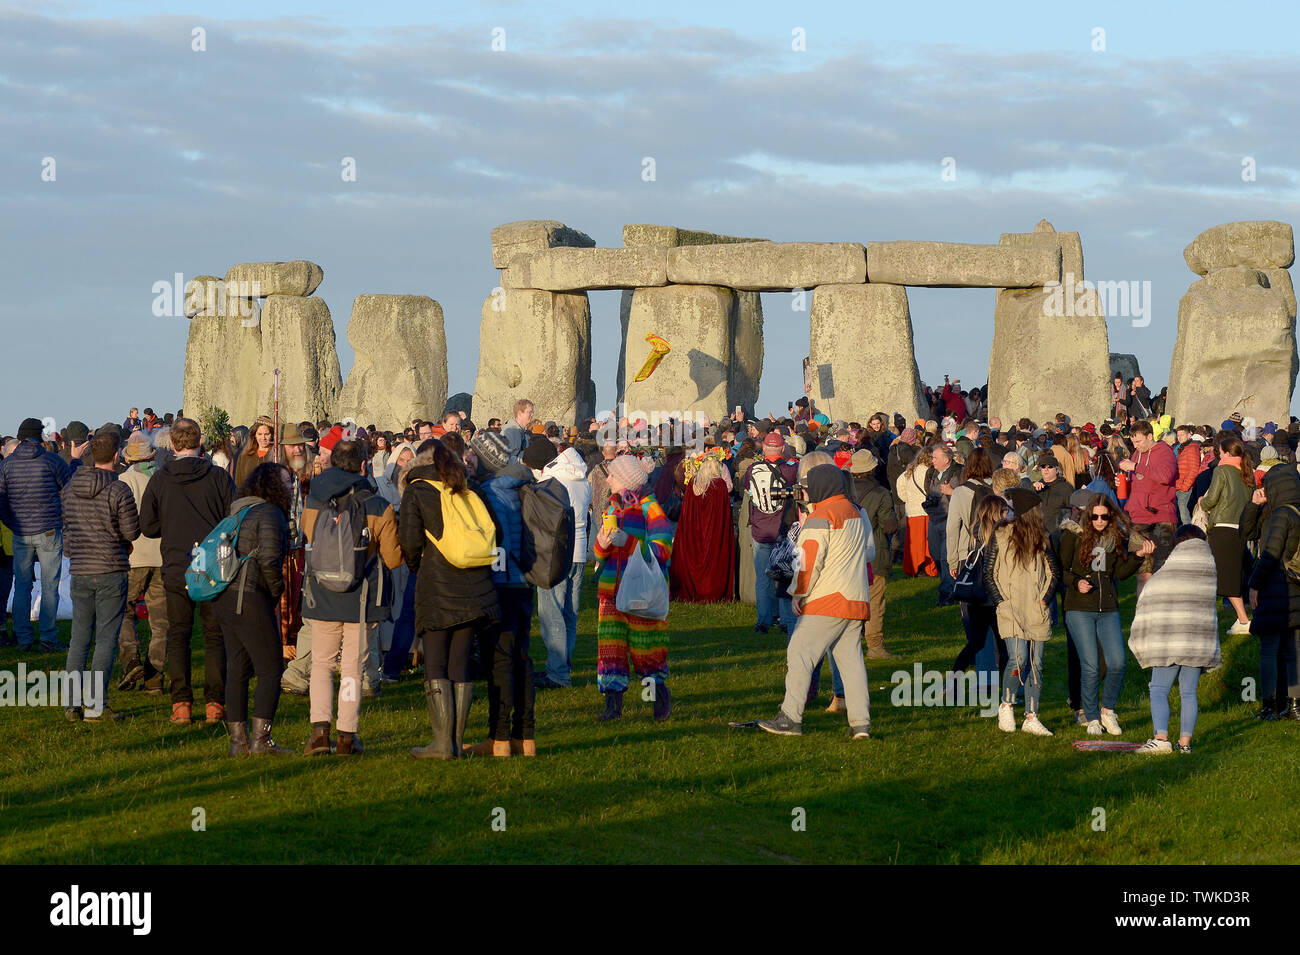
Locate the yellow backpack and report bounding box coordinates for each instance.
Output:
[415,479,497,569]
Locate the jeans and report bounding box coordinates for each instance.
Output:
[754,541,778,627]
[537,562,584,685]
[66,572,128,709]
[1149,665,1201,739]
[381,568,418,679]
[1176,489,1191,526]
[782,615,870,728]
[1065,610,1126,722]
[12,529,62,647]
[1258,630,1300,699]
[1002,638,1045,713]
[928,519,953,600]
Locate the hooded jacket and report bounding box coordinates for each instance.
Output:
[301,466,403,624]
[0,439,72,536]
[984,521,1061,642]
[477,461,533,588]
[118,462,163,567]
[225,495,288,603]
[139,453,236,583]
[61,466,140,575]
[790,464,874,620]
[398,464,501,632]
[542,447,594,563]
[1246,465,1300,633]
[1124,440,1178,525]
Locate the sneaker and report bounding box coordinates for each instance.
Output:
[1135,737,1173,755]
[142,674,164,695]
[170,702,192,724]
[1085,719,1103,735]
[84,706,125,722]
[1021,715,1053,736]
[1100,711,1122,735]
[757,711,802,737]
[753,624,770,634]
[826,696,847,714]
[64,706,82,722]
[849,725,870,739]
[117,657,145,692]
[1074,708,1087,726]
[1227,619,1252,635]
[205,702,226,724]
[281,677,309,696]
[1176,742,1192,754]
[997,702,1016,732]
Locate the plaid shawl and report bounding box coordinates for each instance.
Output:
[1127,538,1222,670]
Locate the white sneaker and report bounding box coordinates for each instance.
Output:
[1135,737,1173,755]
[1100,710,1122,735]
[1074,709,1088,726]
[1085,719,1103,735]
[997,703,1016,732]
[1228,619,1251,635]
[1021,715,1054,736]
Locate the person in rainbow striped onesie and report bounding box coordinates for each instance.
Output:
[592,454,673,722]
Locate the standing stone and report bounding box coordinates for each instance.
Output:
[987,285,1110,426]
[337,295,447,430]
[1183,220,1295,275]
[622,285,736,422]
[1109,353,1141,384]
[473,288,592,426]
[1167,278,1295,427]
[490,220,595,269]
[225,260,324,297]
[445,392,473,418]
[729,291,764,417]
[260,296,342,423]
[183,313,263,427]
[808,284,926,424]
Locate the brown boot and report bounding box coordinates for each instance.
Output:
[864,631,895,660]
[304,723,333,756]
[336,731,364,755]
[250,717,293,756]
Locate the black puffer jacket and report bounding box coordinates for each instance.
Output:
[139,454,236,584]
[1246,465,1300,634]
[61,466,140,575]
[1057,520,1143,614]
[398,465,501,632]
[227,495,288,603]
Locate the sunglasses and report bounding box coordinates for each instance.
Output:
[1091,512,1111,523]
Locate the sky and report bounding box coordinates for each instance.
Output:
[4,0,1300,430]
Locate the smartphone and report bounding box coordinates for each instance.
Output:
[734,405,742,417]
[787,402,794,411]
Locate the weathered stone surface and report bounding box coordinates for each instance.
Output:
[987,287,1110,426]
[1167,283,1296,427]
[503,247,668,291]
[1000,220,1084,283]
[1109,353,1141,384]
[473,288,593,426]
[225,260,323,297]
[183,314,264,427]
[490,220,594,270]
[622,285,736,421]
[729,291,764,416]
[1205,266,1268,291]
[1184,220,1294,275]
[622,224,767,248]
[445,392,473,418]
[183,276,226,318]
[809,284,926,424]
[259,296,342,423]
[1264,268,1297,318]
[666,242,866,291]
[336,295,447,430]
[866,241,1060,288]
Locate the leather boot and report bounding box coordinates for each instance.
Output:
[412,680,455,759]
[509,738,537,756]
[250,717,293,755]
[336,731,365,755]
[452,682,473,758]
[598,690,624,722]
[1282,698,1300,722]
[1257,698,1280,721]
[228,721,251,756]
[304,723,333,756]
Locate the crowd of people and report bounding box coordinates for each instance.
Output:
[1,369,1298,759]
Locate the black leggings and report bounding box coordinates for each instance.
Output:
[954,603,1007,674]
[421,623,478,683]
[487,589,535,741]
[214,584,282,723]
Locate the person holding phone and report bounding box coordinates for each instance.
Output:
[1119,421,1178,597]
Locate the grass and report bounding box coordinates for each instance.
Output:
[1,566,1295,865]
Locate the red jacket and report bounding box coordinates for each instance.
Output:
[1124,441,1177,525]
[940,384,967,420]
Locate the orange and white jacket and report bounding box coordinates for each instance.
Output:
[789,464,874,620]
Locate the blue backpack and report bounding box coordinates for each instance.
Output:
[185,505,257,604]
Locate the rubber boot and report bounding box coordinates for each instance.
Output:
[453,682,473,758]
[228,721,251,756]
[412,680,455,759]
[250,717,293,755]
[598,690,624,722]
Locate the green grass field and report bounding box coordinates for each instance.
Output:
[1,567,1295,865]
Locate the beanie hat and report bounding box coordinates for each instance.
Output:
[124,431,156,463]
[319,425,345,453]
[900,427,918,444]
[1005,487,1042,517]
[1221,419,1237,432]
[64,420,90,444]
[471,431,511,472]
[522,434,559,471]
[17,417,43,441]
[607,454,648,492]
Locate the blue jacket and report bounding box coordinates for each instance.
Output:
[479,465,532,588]
[0,440,72,536]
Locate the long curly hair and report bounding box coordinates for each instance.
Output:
[1077,493,1131,562]
[239,462,292,516]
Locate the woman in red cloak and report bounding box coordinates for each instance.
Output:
[670,453,737,602]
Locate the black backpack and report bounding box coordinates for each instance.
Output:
[519,478,575,589]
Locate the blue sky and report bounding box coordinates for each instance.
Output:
[4,0,1300,428]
